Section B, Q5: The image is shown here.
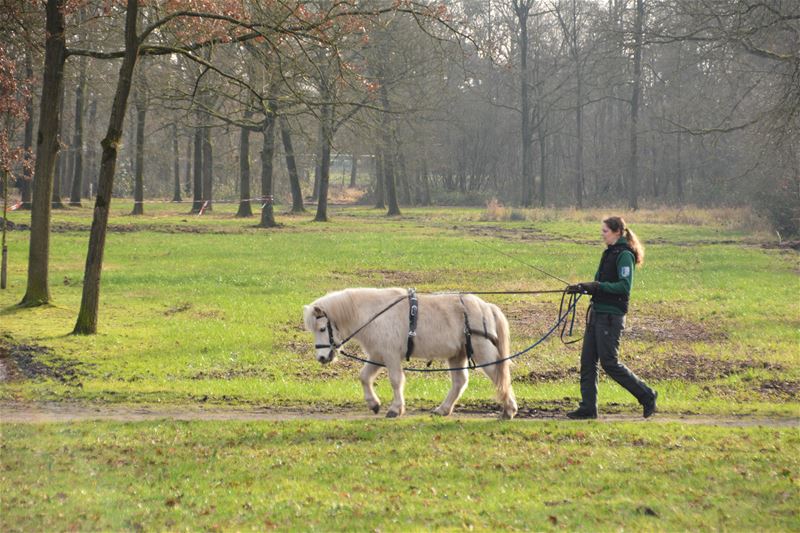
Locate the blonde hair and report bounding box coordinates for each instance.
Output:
[603,216,644,266]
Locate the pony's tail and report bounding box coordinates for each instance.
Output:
[492,305,517,419]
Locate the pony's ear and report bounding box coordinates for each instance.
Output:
[313,305,323,316]
[302,305,315,331]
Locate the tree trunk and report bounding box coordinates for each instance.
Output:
[673,40,684,204]
[236,117,252,217]
[314,103,332,222]
[651,139,659,198]
[312,119,323,202]
[397,148,412,206]
[236,123,252,217]
[69,57,87,206]
[675,132,684,203]
[61,88,72,204]
[20,51,34,209]
[20,0,66,306]
[575,60,584,208]
[190,121,203,213]
[349,153,358,187]
[201,125,213,212]
[515,1,533,207]
[421,160,431,205]
[538,130,547,206]
[51,82,66,209]
[171,124,182,202]
[280,115,305,213]
[374,150,385,209]
[84,98,97,198]
[73,0,140,333]
[184,136,192,198]
[258,96,279,227]
[130,84,145,215]
[628,0,644,210]
[379,87,400,216]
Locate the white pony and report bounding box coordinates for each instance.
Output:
[303,288,518,419]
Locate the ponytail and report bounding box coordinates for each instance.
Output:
[604,216,645,266]
[624,227,645,266]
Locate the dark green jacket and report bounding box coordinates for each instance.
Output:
[592,236,635,315]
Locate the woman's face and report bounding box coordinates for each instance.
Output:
[602,223,621,245]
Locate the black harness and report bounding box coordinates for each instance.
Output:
[459,294,499,368]
[405,288,419,361]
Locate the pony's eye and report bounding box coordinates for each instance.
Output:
[319,328,325,332]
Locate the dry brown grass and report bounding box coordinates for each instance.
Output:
[326,185,368,204]
[480,203,771,234]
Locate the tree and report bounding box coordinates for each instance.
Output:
[280,115,305,213]
[512,0,535,206]
[554,0,588,207]
[130,79,146,215]
[20,0,66,306]
[20,51,34,210]
[73,0,141,334]
[258,88,279,228]
[68,57,87,207]
[628,0,644,210]
[171,124,181,202]
[0,26,35,289]
[190,111,203,212]
[235,112,252,217]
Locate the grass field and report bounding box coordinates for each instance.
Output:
[3,419,798,531]
[1,202,798,530]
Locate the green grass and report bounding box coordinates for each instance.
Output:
[2,418,798,531]
[1,203,798,530]
[1,203,798,416]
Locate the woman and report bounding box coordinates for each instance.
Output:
[565,216,657,419]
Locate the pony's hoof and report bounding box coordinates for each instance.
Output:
[432,407,450,417]
[370,403,380,414]
[386,410,399,418]
[500,410,516,420]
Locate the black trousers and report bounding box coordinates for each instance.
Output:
[579,309,654,412]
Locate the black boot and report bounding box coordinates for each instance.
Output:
[566,407,597,420]
[643,391,658,418]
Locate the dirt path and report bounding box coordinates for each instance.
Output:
[1,402,797,427]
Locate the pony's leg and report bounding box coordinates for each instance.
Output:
[360,362,382,414]
[433,356,469,416]
[475,343,518,420]
[385,360,406,418]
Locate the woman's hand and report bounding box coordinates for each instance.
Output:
[566,282,600,295]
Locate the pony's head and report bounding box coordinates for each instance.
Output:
[303,304,338,364]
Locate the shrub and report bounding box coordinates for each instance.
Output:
[480,197,509,221]
[753,175,800,238]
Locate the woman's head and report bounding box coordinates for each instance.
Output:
[602,216,644,266]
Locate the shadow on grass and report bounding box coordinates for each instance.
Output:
[0,302,49,316]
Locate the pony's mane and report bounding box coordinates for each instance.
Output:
[303,289,359,333]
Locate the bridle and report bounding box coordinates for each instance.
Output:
[312,294,409,362]
[314,312,339,362]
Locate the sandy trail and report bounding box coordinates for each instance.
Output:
[0,402,797,427]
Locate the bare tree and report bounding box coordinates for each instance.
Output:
[20,0,66,306]
[73,0,141,333]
